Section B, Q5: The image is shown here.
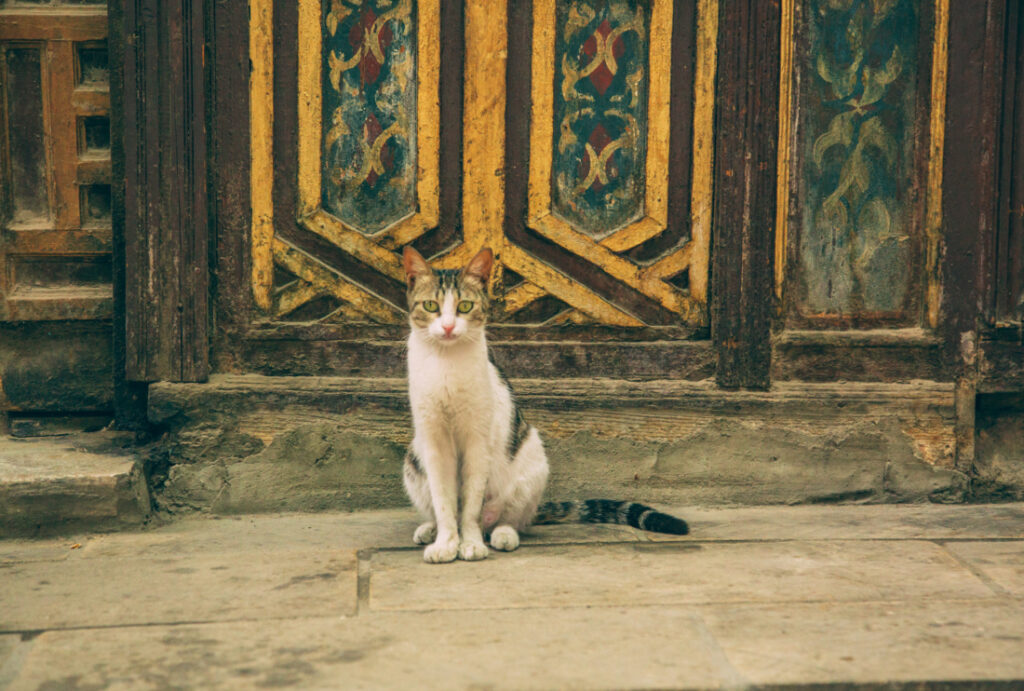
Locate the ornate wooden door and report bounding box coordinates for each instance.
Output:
[222,0,715,379]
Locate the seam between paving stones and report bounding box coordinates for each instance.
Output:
[932,540,1015,598]
[371,537,1024,554]
[362,597,1017,616]
[689,612,754,690]
[356,548,373,616]
[0,634,37,689]
[1,598,1020,638]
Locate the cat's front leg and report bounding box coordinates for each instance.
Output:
[415,436,460,564]
[456,438,491,561]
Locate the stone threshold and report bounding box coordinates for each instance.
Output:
[144,375,965,515]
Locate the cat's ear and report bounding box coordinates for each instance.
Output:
[403,246,432,287]
[462,247,493,285]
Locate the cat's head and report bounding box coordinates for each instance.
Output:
[402,246,493,346]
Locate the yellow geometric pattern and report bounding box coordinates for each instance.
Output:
[250,0,715,327]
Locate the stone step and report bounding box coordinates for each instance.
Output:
[0,433,150,537]
[147,375,968,514]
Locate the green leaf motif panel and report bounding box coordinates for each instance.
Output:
[322,0,417,234]
[551,0,650,239]
[797,0,919,318]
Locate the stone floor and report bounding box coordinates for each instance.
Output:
[1,503,1023,689]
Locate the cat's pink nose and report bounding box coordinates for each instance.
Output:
[443,324,455,335]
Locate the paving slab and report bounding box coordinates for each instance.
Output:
[664,503,1024,541]
[15,503,1022,561]
[7,608,732,691]
[0,635,22,684]
[2,505,1024,689]
[701,600,1024,687]
[0,539,77,564]
[944,541,1024,596]
[80,510,646,560]
[0,549,357,632]
[82,511,417,557]
[370,540,996,612]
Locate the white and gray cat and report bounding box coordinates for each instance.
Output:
[402,246,688,563]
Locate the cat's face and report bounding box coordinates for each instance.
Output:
[403,247,493,346]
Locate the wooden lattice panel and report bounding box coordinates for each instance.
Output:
[0,7,112,321]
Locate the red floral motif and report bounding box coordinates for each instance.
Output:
[349,8,394,86]
[581,19,623,96]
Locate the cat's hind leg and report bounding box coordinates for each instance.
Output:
[413,522,437,544]
[403,449,437,546]
[489,429,549,552]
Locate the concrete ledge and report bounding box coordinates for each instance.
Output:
[147,376,965,514]
[0,434,150,537]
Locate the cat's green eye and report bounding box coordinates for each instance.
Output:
[422,300,440,313]
[457,300,474,314]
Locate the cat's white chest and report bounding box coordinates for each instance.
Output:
[407,338,493,422]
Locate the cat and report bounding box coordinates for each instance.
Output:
[401,245,688,563]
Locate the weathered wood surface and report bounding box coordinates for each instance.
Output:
[109,0,148,425]
[148,373,955,419]
[710,0,779,388]
[0,4,121,415]
[772,330,947,383]
[209,0,254,375]
[120,0,209,382]
[941,0,1004,364]
[233,338,716,381]
[994,3,1024,324]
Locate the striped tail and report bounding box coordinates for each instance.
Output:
[533,499,689,536]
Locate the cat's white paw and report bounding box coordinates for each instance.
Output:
[423,534,459,563]
[458,538,489,561]
[490,525,520,552]
[413,522,437,545]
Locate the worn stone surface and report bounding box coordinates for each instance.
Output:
[370,540,994,612]
[157,424,407,514]
[0,434,149,537]
[547,418,966,507]
[975,397,1024,500]
[667,503,1024,541]
[8,609,731,691]
[4,504,1020,563]
[944,541,1024,596]
[0,635,27,690]
[0,539,75,564]
[0,549,357,631]
[703,600,1024,686]
[149,376,965,514]
[0,504,1022,689]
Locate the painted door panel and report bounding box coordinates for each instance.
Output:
[247,0,709,346]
